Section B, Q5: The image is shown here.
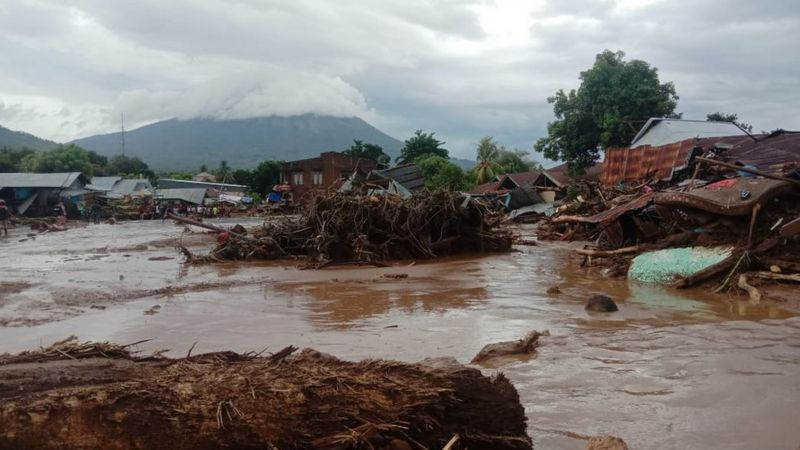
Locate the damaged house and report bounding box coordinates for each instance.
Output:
[280,152,377,203]
[0,172,90,216]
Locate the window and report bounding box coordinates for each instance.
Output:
[292,172,303,185]
[312,171,323,186]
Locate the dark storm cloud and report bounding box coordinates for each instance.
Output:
[0,0,798,158]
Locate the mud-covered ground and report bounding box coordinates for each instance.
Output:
[1,219,799,449]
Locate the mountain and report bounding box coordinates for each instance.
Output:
[0,124,57,151]
[72,114,404,170]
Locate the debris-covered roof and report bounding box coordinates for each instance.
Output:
[546,163,603,186]
[722,131,800,172]
[631,118,747,148]
[503,171,541,188]
[553,192,656,225]
[371,164,426,192]
[471,180,503,195]
[0,172,87,189]
[655,178,796,216]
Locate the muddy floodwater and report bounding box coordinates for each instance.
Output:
[1,220,799,449]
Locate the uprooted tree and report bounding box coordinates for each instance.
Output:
[534,49,680,176]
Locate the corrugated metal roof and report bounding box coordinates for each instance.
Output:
[631,118,746,148]
[546,163,603,186]
[553,192,656,225]
[88,176,123,191]
[372,164,426,192]
[158,179,246,191]
[156,188,207,205]
[112,179,153,196]
[471,180,503,195]
[722,131,800,172]
[0,172,86,188]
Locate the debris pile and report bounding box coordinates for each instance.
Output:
[0,339,532,450]
[538,135,800,296]
[182,190,512,265]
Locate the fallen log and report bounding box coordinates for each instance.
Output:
[575,245,640,257]
[0,340,532,450]
[167,213,256,241]
[751,271,800,283]
[672,253,737,289]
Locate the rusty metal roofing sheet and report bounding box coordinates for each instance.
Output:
[552,192,656,225]
[601,135,754,187]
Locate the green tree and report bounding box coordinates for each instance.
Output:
[21,144,96,175]
[232,169,254,187]
[107,154,154,179]
[535,49,679,175]
[213,160,234,183]
[342,140,389,164]
[416,155,467,191]
[495,148,543,174]
[166,172,193,180]
[397,130,448,164]
[199,164,209,173]
[0,147,36,172]
[247,160,283,196]
[706,112,753,133]
[474,136,499,184]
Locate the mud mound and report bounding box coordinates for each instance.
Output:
[0,342,531,450]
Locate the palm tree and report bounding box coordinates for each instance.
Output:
[474,136,499,184]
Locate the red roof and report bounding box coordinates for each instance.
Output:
[471,180,503,195]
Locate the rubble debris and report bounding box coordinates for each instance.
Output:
[0,340,532,450]
[471,330,548,364]
[585,294,618,312]
[546,286,561,294]
[181,190,512,266]
[381,273,409,280]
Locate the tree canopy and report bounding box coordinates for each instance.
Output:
[473,136,543,184]
[397,130,448,164]
[107,155,154,179]
[342,140,389,164]
[535,50,679,175]
[416,155,467,191]
[706,112,753,133]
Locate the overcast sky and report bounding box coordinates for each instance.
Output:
[1,0,798,161]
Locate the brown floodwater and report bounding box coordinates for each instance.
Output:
[1,220,799,449]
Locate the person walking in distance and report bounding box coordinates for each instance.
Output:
[0,199,9,236]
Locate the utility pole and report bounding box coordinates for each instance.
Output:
[120,112,126,157]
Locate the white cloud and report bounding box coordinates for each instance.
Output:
[0,0,798,159]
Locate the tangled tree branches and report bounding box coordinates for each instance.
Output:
[184,190,512,265]
[1,345,532,450]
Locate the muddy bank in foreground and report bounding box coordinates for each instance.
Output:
[0,338,530,450]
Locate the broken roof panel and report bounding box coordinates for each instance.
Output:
[722,131,800,172]
[0,172,86,189]
[654,178,796,216]
[552,192,656,225]
[370,164,426,192]
[631,118,747,148]
[601,135,753,187]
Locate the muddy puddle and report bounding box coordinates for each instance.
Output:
[1,220,799,449]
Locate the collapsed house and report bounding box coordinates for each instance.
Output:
[538,121,800,292]
[0,172,90,217]
[339,163,426,198]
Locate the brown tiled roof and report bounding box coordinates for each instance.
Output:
[471,180,503,195]
[546,163,603,186]
[502,171,541,188]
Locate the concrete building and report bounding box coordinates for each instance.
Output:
[280,151,376,201]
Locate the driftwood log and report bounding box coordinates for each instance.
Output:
[0,338,532,450]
